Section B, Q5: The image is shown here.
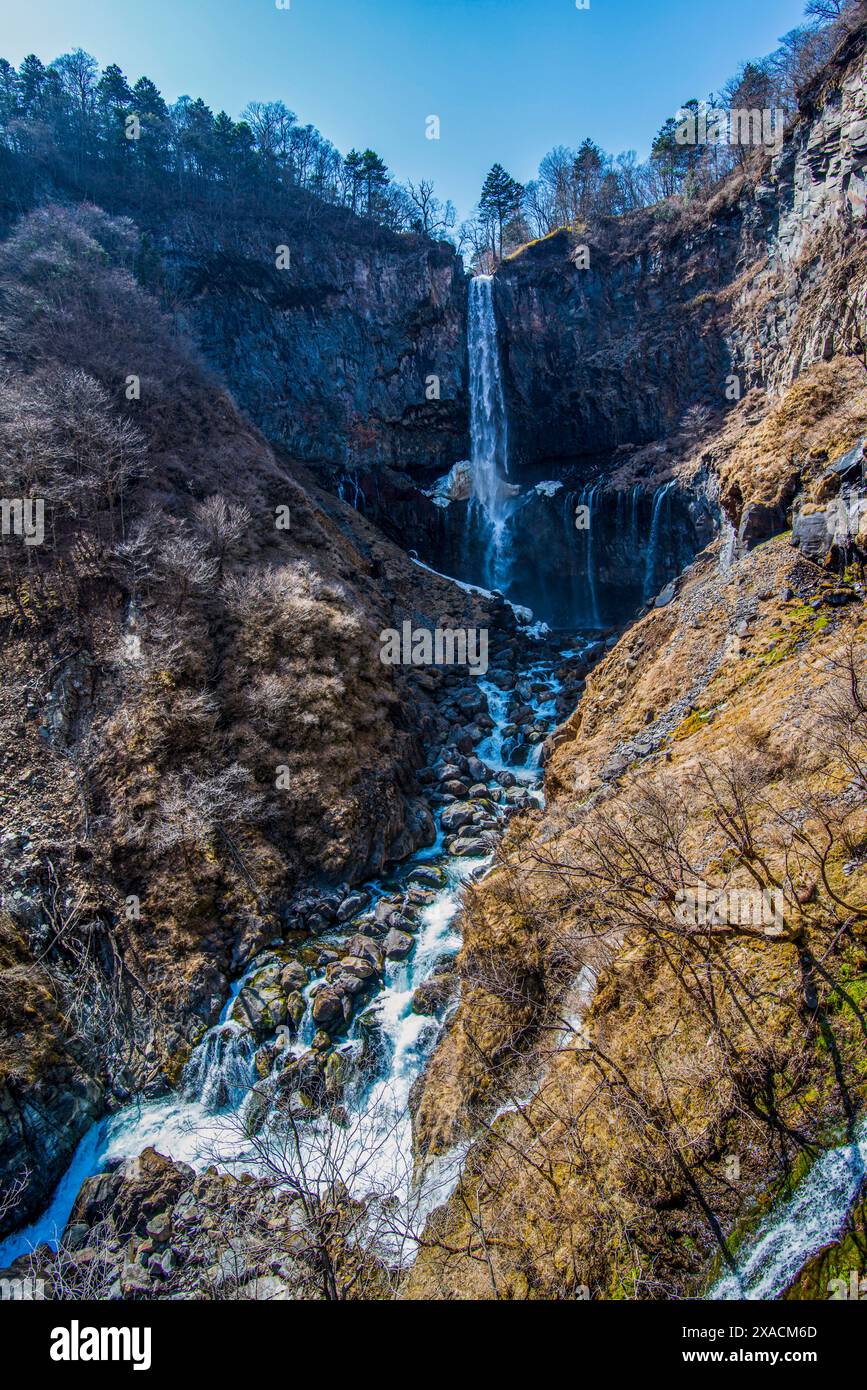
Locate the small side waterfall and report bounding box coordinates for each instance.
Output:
[719,516,738,571]
[643,479,676,601]
[586,482,602,628]
[710,1117,867,1300]
[467,274,512,591]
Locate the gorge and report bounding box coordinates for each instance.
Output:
[0,223,602,1274]
[0,11,866,1307]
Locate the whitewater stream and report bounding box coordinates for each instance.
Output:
[4,268,851,1298]
[2,266,566,1270]
[708,1118,867,1300]
[0,646,574,1266]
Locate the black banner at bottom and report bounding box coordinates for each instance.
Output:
[0,1295,858,1377]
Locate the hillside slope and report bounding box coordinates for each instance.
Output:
[409,531,867,1298]
[0,203,498,1235]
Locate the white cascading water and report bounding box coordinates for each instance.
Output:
[0,647,571,1269]
[182,1021,255,1112]
[630,483,641,559]
[467,274,512,592]
[586,482,602,627]
[643,478,676,601]
[573,482,602,628]
[709,1117,867,1299]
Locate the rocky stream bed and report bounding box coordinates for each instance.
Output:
[0,621,605,1294]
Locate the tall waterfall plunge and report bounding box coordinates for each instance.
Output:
[421,277,708,627]
[467,274,514,592]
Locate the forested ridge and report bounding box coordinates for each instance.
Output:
[1,0,863,263]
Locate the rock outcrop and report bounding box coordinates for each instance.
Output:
[409,529,867,1299]
[178,212,469,485]
[0,203,488,1239]
[0,1146,382,1300]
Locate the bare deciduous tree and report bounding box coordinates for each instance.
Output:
[152,763,264,858]
[154,530,219,612]
[193,494,251,576]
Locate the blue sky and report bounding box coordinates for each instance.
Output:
[1,0,811,218]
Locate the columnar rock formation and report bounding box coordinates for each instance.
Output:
[180,217,470,483]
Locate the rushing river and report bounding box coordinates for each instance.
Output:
[2,263,861,1293]
[0,643,577,1266]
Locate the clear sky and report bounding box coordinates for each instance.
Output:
[0,0,812,219]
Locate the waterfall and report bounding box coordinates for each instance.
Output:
[182,1020,255,1112]
[337,471,365,512]
[586,482,602,628]
[643,479,676,601]
[710,1117,867,1300]
[630,484,641,559]
[574,482,602,627]
[467,274,512,591]
[719,517,738,571]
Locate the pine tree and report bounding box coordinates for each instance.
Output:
[97,63,132,113]
[0,59,18,133]
[479,163,524,259]
[651,100,703,197]
[97,64,133,162]
[130,77,170,172]
[572,138,603,219]
[176,96,216,178]
[18,54,47,115]
[359,149,389,217]
[343,149,364,213]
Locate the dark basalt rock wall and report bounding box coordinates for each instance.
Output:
[177,222,469,485]
[492,220,743,474]
[491,23,867,484]
[424,482,713,629]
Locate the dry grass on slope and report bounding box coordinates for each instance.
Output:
[710,356,867,520]
[0,199,498,1186]
[408,538,867,1299]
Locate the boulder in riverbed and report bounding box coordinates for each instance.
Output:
[408,865,446,889]
[450,835,490,856]
[336,890,371,922]
[345,934,384,972]
[440,802,474,833]
[412,974,457,1015]
[310,986,343,1027]
[383,928,414,960]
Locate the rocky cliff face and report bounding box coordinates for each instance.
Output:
[407,27,867,1300]
[493,219,737,471]
[489,23,866,505]
[0,203,489,1239]
[2,19,866,1294]
[409,527,867,1300]
[422,24,863,628]
[170,211,468,487]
